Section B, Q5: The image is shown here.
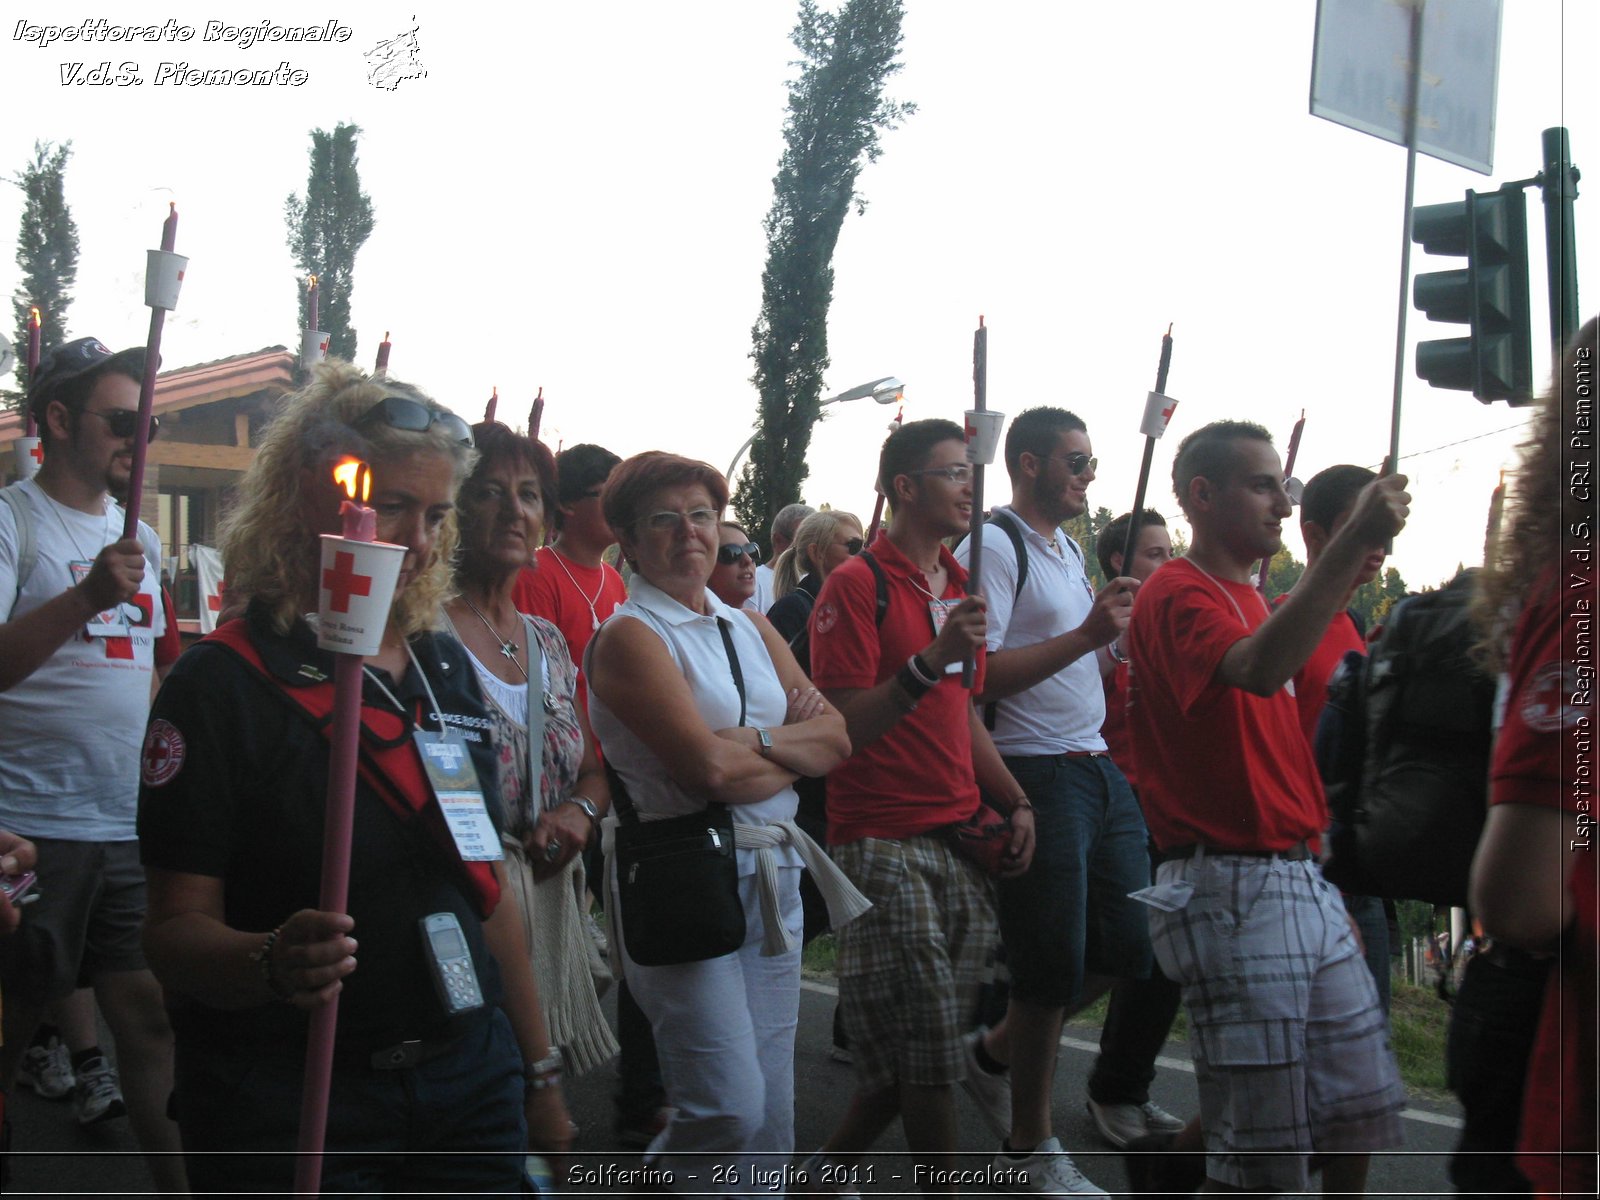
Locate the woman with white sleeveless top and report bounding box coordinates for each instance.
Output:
[586,452,862,1191]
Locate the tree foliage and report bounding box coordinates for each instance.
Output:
[8,141,79,406]
[734,0,913,547]
[284,124,375,362]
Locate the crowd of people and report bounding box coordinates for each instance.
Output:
[0,317,1592,1197]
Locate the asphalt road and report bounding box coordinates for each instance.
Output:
[5,977,1465,1196]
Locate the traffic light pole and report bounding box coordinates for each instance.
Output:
[1386,0,1426,471]
[1540,126,1580,354]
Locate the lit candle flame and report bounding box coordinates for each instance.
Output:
[29,307,40,329]
[332,456,371,502]
[308,274,319,289]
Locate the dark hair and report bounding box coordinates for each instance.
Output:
[1171,419,1274,514]
[1096,508,1167,578]
[1300,464,1376,531]
[718,519,750,539]
[1003,406,1087,480]
[463,421,558,520]
[37,359,145,450]
[603,451,730,536]
[878,418,965,497]
[553,443,622,528]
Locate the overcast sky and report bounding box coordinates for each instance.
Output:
[2,0,1593,586]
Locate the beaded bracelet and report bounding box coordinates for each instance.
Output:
[250,926,294,1001]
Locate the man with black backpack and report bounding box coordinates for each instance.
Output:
[952,407,1156,1194]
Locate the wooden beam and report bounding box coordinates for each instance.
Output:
[234,410,250,447]
[147,442,256,471]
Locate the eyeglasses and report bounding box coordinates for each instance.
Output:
[639,507,719,533]
[81,409,160,442]
[716,541,761,566]
[357,396,474,447]
[842,537,864,555]
[1047,452,1097,476]
[907,464,973,485]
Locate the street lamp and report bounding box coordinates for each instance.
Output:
[726,376,904,483]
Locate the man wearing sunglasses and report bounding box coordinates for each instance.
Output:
[952,406,1151,1194]
[0,338,186,1191]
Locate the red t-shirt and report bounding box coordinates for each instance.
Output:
[1126,558,1326,853]
[1272,596,1366,745]
[1100,661,1136,791]
[512,546,627,715]
[809,533,985,845]
[1494,580,1595,1198]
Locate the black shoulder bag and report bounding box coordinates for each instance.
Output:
[606,618,749,966]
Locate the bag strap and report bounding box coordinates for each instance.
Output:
[985,509,1030,598]
[857,549,891,628]
[717,616,747,728]
[522,615,547,816]
[1,485,39,605]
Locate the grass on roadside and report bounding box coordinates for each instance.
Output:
[803,938,1451,1096]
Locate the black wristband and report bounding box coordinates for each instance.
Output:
[895,662,933,701]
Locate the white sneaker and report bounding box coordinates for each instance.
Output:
[960,1026,1012,1140]
[18,1036,75,1100]
[993,1137,1109,1196]
[1085,1096,1186,1149]
[72,1057,127,1126]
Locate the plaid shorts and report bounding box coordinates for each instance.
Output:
[1149,852,1407,1192]
[832,834,998,1092]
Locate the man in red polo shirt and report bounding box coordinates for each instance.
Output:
[807,418,1035,1184]
[1126,420,1410,1195]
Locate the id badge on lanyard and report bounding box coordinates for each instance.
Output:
[414,729,504,862]
[926,599,962,675]
[68,560,135,637]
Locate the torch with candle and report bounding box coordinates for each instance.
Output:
[962,318,1005,687]
[1119,326,1179,572]
[14,307,44,479]
[302,275,329,370]
[123,204,186,537]
[484,387,498,425]
[374,331,392,377]
[529,387,545,439]
[1257,410,1306,598]
[292,456,407,1195]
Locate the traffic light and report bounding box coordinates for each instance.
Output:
[1412,187,1534,405]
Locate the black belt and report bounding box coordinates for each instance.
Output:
[1165,840,1313,862]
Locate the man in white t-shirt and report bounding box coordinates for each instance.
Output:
[0,337,186,1192]
[746,502,812,614]
[954,407,1163,1195]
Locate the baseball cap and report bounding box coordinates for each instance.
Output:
[27,337,153,421]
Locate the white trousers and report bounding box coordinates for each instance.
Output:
[617,865,804,1198]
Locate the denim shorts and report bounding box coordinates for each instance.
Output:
[997,754,1152,1008]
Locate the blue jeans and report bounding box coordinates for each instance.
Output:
[998,754,1152,1008]
[175,1009,526,1195]
[1342,892,1392,1014]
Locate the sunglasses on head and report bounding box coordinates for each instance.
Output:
[81,408,160,442]
[358,396,474,446]
[716,541,761,566]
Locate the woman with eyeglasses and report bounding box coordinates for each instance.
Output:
[442,421,618,1095]
[584,452,861,1189]
[138,363,570,1193]
[707,521,761,610]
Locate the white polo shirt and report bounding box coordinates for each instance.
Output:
[954,505,1106,755]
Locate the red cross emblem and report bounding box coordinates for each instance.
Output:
[29,442,43,464]
[1161,399,1177,426]
[141,718,186,786]
[207,580,226,613]
[322,550,373,613]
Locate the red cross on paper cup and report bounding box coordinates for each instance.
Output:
[315,534,406,656]
[1140,391,1179,440]
[13,436,43,479]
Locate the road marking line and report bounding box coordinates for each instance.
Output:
[800,978,1463,1130]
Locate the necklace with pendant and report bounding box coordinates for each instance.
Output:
[460,597,528,680]
[547,547,605,631]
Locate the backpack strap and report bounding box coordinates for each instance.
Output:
[1,485,39,606]
[984,510,1030,599]
[857,549,891,629]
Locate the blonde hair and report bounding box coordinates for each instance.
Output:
[219,359,477,639]
[1473,315,1598,670]
[772,509,862,599]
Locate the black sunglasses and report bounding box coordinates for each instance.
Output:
[358,396,474,446]
[82,409,160,443]
[716,541,761,566]
[844,537,863,555]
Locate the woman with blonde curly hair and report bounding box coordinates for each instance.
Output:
[138,362,571,1193]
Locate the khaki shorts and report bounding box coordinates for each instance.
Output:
[833,835,997,1092]
[0,837,149,1007]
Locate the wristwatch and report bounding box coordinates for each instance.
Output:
[563,794,601,825]
[754,727,773,756]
